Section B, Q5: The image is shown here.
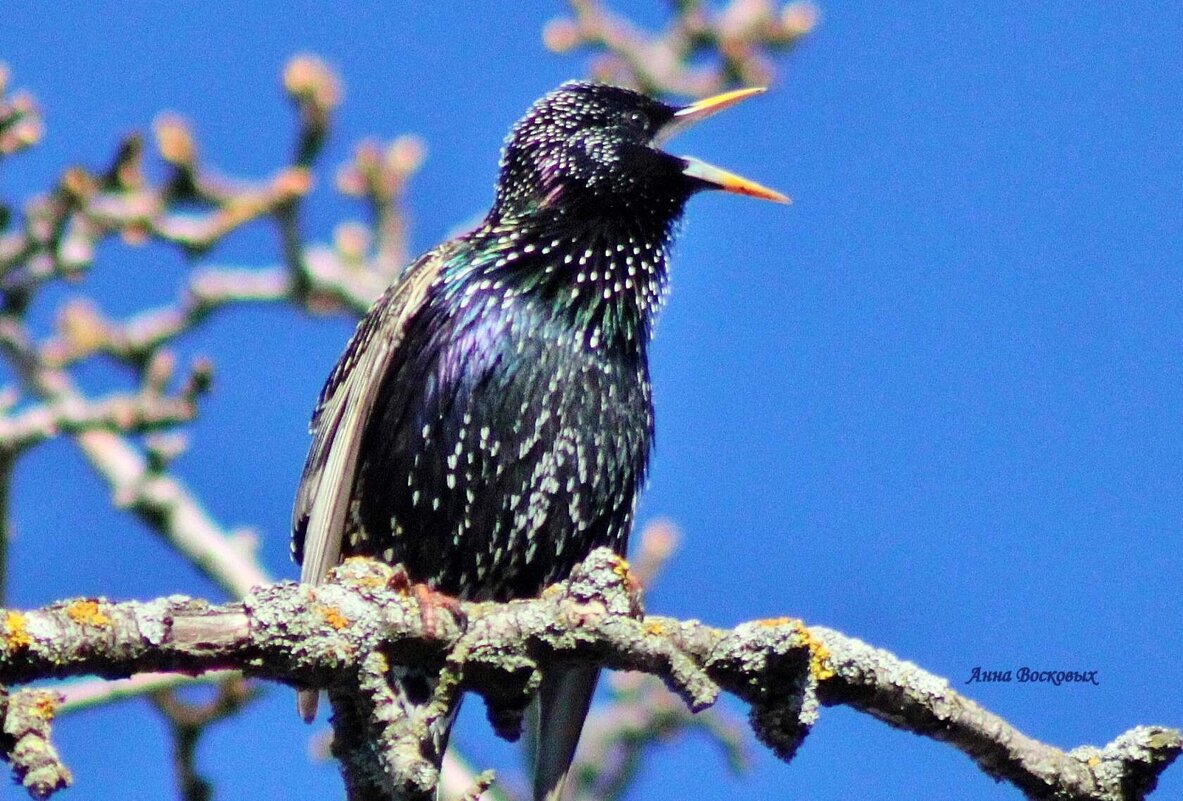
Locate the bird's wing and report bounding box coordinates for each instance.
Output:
[292,246,449,587]
[534,664,600,801]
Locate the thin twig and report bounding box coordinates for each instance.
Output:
[544,0,819,97]
[55,671,240,715]
[0,392,197,455]
[0,454,12,608]
[0,315,269,599]
[149,676,259,801]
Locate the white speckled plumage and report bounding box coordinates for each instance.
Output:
[291,80,783,800]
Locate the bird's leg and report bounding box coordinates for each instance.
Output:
[413,583,468,637]
[382,564,468,636]
[382,561,414,593]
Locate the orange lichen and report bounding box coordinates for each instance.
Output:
[610,556,632,580]
[806,636,835,681]
[784,619,836,681]
[66,599,111,627]
[643,620,667,636]
[318,606,350,630]
[31,691,58,721]
[4,611,32,650]
[756,617,835,680]
[757,616,793,628]
[1087,755,1101,767]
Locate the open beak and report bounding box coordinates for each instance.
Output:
[654,87,789,204]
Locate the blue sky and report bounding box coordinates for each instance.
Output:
[3,2,1181,799]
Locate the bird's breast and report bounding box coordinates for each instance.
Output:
[354,290,653,601]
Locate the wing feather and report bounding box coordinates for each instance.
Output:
[292,246,450,586]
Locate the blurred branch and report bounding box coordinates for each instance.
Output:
[0,454,12,608]
[441,751,513,801]
[0,55,397,610]
[284,54,340,169]
[0,551,1176,801]
[0,60,426,793]
[569,672,748,801]
[40,264,377,372]
[149,676,259,801]
[0,390,200,456]
[337,136,427,279]
[456,769,497,801]
[75,426,271,598]
[0,314,269,598]
[627,518,680,591]
[0,142,312,301]
[544,0,818,97]
[56,670,240,715]
[0,66,42,160]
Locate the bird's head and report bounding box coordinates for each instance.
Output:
[491,81,787,223]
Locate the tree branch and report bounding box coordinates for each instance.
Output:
[0,391,198,455]
[55,670,239,715]
[0,688,70,800]
[0,314,269,599]
[0,550,1175,801]
[544,0,819,97]
[149,676,259,801]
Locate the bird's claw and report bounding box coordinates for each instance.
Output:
[414,582,468,636]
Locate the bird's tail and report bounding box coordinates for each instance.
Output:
[297,689,321,722]
[534,663,599,801]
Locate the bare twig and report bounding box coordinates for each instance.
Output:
[441,752,512,801]
[337,135,427,278]
[628,518,681,591]
[0,391,198,455]
[150,676,259,801]
[0,67,42,159]
[544,0,819,97]
[56,671,240,715]
[0,315,269,599]
[457,769,497,801]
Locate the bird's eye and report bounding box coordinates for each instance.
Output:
[625,111,647,132]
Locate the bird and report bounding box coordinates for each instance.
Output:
[292,80,786,801]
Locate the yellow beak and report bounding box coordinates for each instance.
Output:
[654,87,790,204]
[681,157,790,204]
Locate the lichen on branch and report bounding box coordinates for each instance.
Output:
[0,550,1176,801]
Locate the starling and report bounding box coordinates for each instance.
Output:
[292,81,786,801]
